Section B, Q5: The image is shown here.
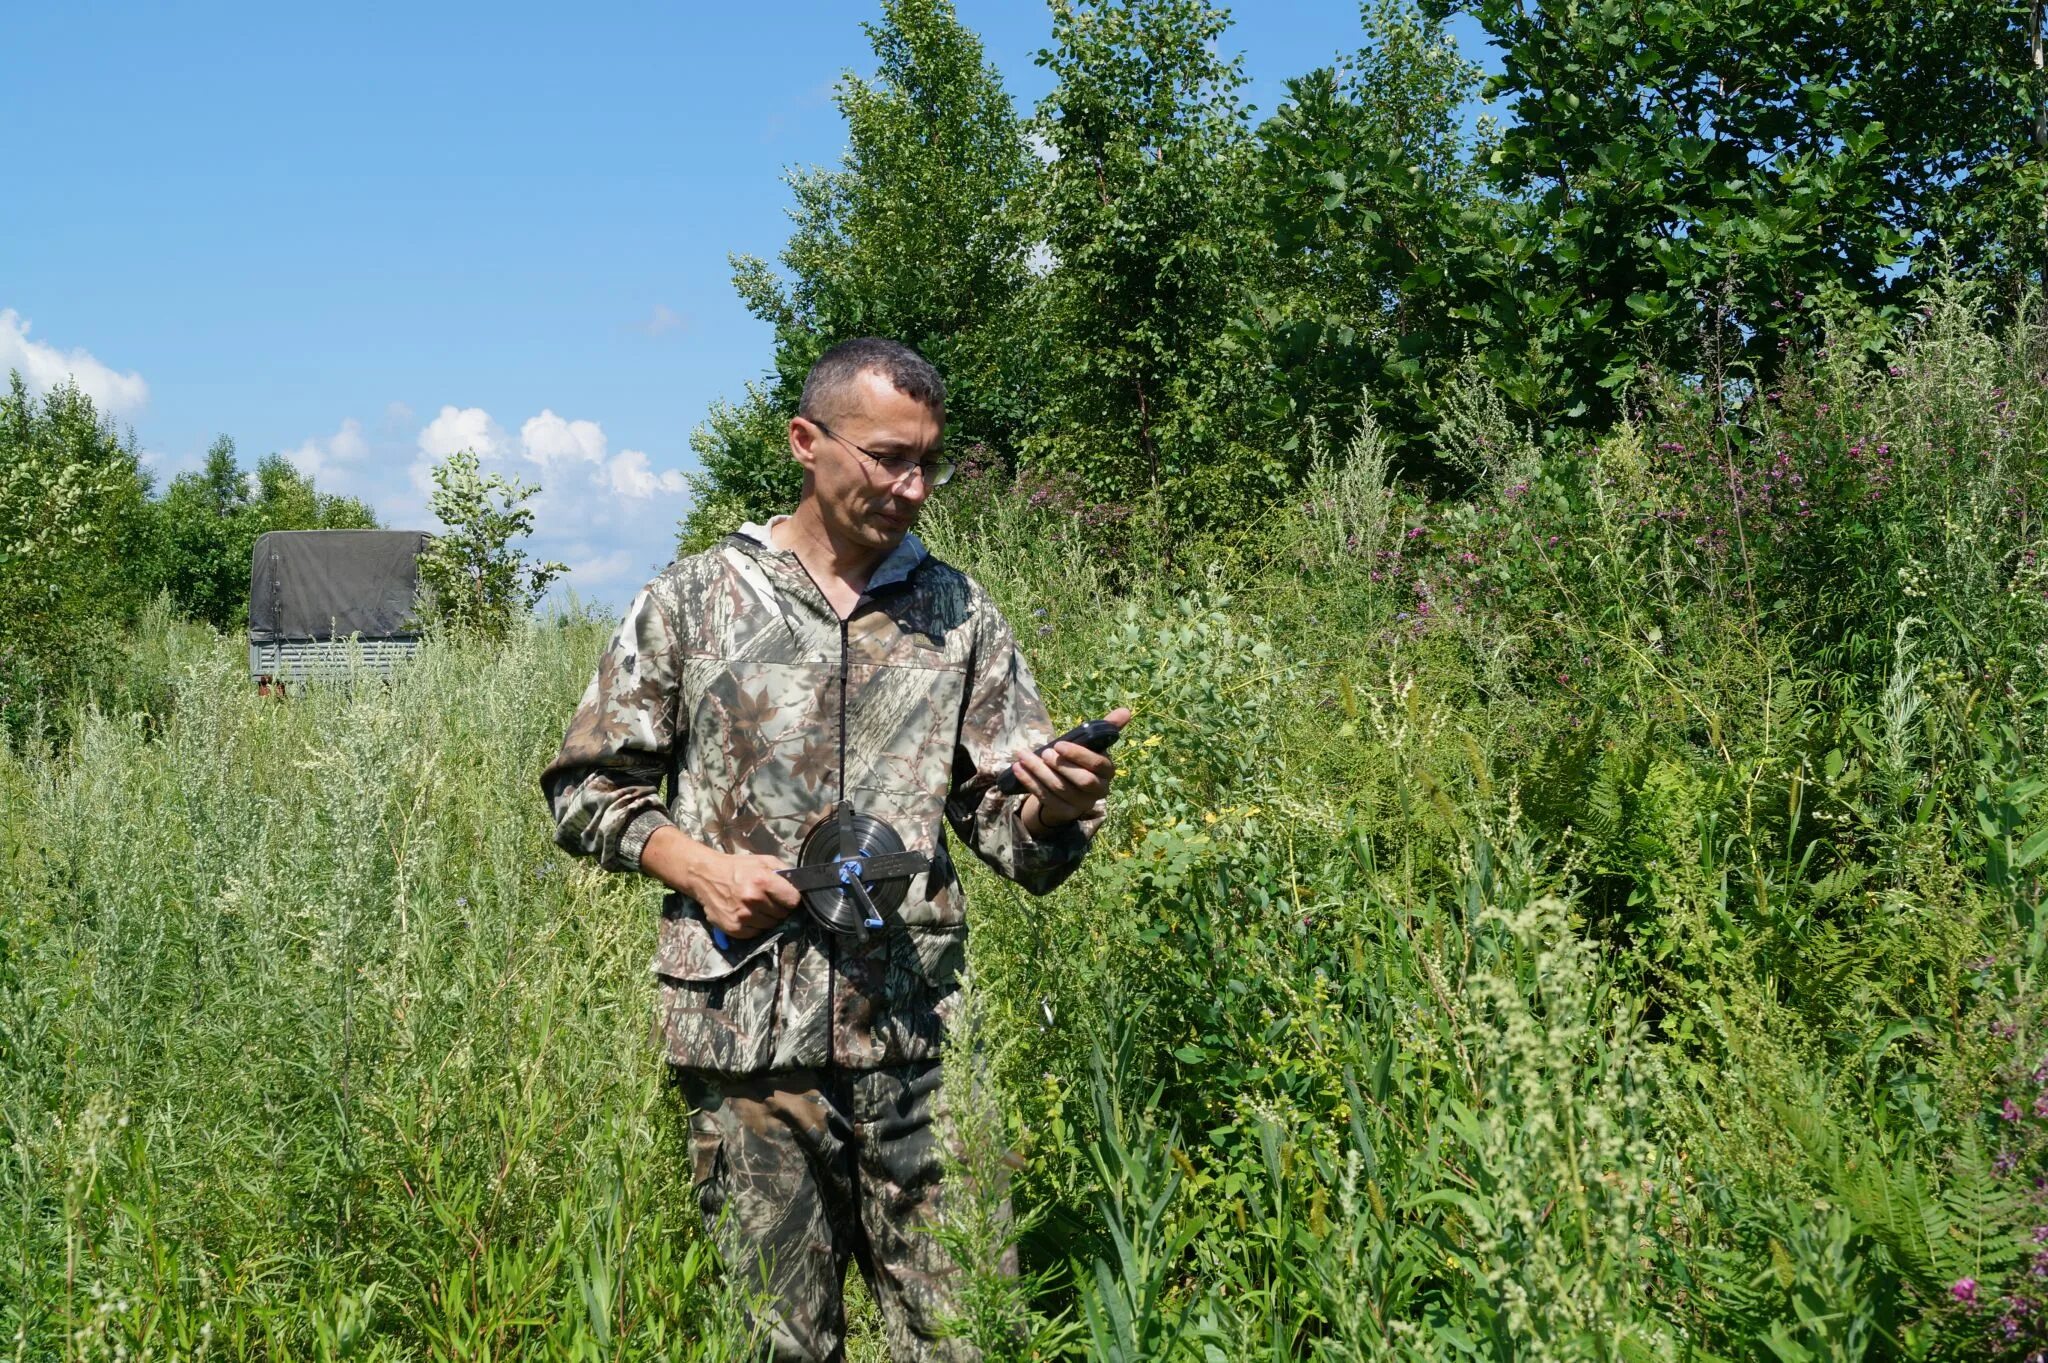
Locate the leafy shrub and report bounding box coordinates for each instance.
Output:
[0,375,153,742]
[414,448,566,641]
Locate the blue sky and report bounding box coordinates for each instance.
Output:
[5,1,1492,609]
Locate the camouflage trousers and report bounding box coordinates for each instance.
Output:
[676,1061,1014,1362]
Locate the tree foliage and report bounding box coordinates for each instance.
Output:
[1248,0,1490,455]
[686,0,2048,536]
[682,0,1040,549]
[1030,0,1276,533]
[1431,0,2048,421]
[0,374,152,738]
[414,449,565,641]
[145,436,377,631]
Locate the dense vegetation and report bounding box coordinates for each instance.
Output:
[6,289,2046,1357]
[0,377,376,741]
[684,0,2048,546]
[7,0,2048,1358]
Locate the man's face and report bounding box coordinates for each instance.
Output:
[790,369,944,555]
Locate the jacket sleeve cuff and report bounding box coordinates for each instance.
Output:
[616,808,675,874]
[1010,799,1106,894]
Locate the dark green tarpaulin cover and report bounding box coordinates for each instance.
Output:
[248,530,431,643]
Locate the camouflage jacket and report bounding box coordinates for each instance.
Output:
[542,520,1102,1075]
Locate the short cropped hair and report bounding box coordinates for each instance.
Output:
[797,337,946,425]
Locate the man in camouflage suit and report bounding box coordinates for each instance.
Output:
[543,337,1126,1361]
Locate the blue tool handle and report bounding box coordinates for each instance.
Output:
[713,926,731,950]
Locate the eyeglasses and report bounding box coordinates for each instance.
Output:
[808,418,954,488]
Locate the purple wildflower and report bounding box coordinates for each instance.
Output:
[1955,1277,1980,1306]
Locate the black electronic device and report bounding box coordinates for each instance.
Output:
[994,717,1125,796]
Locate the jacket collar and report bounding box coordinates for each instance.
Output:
[734,515,928,595]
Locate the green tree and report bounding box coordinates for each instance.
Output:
[1249,0,1491,459]
[1429,0,2048,423]
[1031,0,1275,535]
[0,373,153,736]
[414,449,564,641]
[683,0,1041,549]
[146,437,377,630]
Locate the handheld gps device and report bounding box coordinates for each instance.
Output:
[995,717,1125,795]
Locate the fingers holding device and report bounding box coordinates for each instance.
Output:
[996,715,1126,795]
[999,708,1131,829]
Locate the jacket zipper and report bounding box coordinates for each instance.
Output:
[784,547,857,1069]
[830,615,849,1067]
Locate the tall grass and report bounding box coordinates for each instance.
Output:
[5,296,2046,1359]
[2,622,758,1359]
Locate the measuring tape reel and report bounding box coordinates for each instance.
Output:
[778,800,931,937]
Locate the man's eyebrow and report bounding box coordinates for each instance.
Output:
[867,437,946,456]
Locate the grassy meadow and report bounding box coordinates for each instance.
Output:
[6,292,2048,1359]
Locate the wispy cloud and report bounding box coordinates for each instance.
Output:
[761,76,841,143]
[628,303,687,337]
[0,309,149,416]
[283,417,369,484]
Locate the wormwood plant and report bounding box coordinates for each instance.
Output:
[0,620,757,1358]
[1295,408,1398,575]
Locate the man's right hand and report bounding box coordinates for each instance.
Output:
[643,826,802,941]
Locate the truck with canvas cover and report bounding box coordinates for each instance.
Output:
[248,529,432,685]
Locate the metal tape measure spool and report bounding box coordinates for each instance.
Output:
[794,808,915,933]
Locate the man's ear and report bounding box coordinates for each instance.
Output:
[788,416,819,472]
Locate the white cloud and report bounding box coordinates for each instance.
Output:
[565,548,638,586]
[0,309,148,416]
[1025,241,1056,277]
[403,403,691,599]
[284,417,369,483]
[417,404,508,461]
[413,405,508,496]
[381,400,415,432]
[1026,131,1057,163]
[519,408,607,468]
[606,447,688,499]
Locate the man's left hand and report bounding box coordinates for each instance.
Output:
[1013,706,1133,836]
